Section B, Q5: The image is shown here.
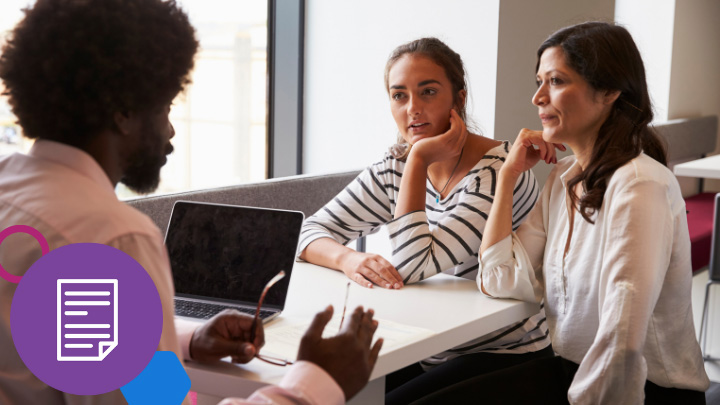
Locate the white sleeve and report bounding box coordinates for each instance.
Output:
[477,177,548,303]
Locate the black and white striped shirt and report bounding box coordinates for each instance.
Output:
[300,141,550,363]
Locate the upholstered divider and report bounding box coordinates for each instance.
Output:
[125,170,361,238]
[655,116,718,163]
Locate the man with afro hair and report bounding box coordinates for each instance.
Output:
[0,1,381,404]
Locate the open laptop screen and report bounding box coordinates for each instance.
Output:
[165,201,304,310]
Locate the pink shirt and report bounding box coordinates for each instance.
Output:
[0,140,343,405]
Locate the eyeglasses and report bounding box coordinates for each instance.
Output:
[250,270,294,366]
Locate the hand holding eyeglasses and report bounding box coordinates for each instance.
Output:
[297,305,384,401]
[189,309,265,364]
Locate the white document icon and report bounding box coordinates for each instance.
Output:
[57,279,118,361]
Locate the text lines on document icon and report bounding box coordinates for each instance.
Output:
[57,279,118,361]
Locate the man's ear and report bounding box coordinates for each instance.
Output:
[603,89,621,105]
[113,111,133,136]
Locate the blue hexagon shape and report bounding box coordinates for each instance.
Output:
[121,351,191,405]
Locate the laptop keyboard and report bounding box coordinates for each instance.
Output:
[175,299,276,320]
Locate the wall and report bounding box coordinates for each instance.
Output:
[668,0,720,192]
[615,0,676,123]
[303,0,500,175]
[494,0,615,186]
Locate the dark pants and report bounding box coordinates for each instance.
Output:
[413,356,707,405]
[385,346,555,405]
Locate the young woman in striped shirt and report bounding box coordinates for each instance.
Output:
[298,37,553,404]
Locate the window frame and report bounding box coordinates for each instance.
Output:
[267,0,305,178]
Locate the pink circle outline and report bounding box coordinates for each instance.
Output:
[0,225,50,284]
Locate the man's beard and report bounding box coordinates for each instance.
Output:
[120,119,172,194]
[120,152,164,194]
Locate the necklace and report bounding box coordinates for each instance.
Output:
[431,147,464,203]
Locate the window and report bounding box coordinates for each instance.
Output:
[0,0,304,198]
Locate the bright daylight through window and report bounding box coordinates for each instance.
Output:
[0,0,269,199]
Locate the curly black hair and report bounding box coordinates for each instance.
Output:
[0,0,198,147]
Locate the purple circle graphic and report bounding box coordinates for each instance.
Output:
[10,243,163,395]
[0,225,50,283]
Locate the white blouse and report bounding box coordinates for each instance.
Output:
[478,153,709,404]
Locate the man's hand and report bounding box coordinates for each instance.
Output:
[189,309,265,363]
[297,306,383,401]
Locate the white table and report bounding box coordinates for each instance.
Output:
[674,154,720,180]
[184,262,540,404]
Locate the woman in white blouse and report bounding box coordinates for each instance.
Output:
[419,22,710,404]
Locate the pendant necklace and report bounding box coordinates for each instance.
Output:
[432,147,464,204]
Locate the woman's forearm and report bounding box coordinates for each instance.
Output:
[301,236,402,288]
[299,237,357,272]
[394,153,429,217]
[480,168,519,255]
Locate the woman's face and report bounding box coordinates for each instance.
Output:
[387,54,465,145]
[532,46,616,149]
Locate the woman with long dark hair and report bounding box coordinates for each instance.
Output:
[420,22,710,404]
[298,37,553,403]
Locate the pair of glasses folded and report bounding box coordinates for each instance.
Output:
[249,273,352,366]
[249,270,292,366]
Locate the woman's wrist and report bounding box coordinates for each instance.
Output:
[336,248,356,273]
[498,165,521,186]
[406,147,431,170]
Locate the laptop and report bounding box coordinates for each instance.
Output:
[164,201,304,322]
